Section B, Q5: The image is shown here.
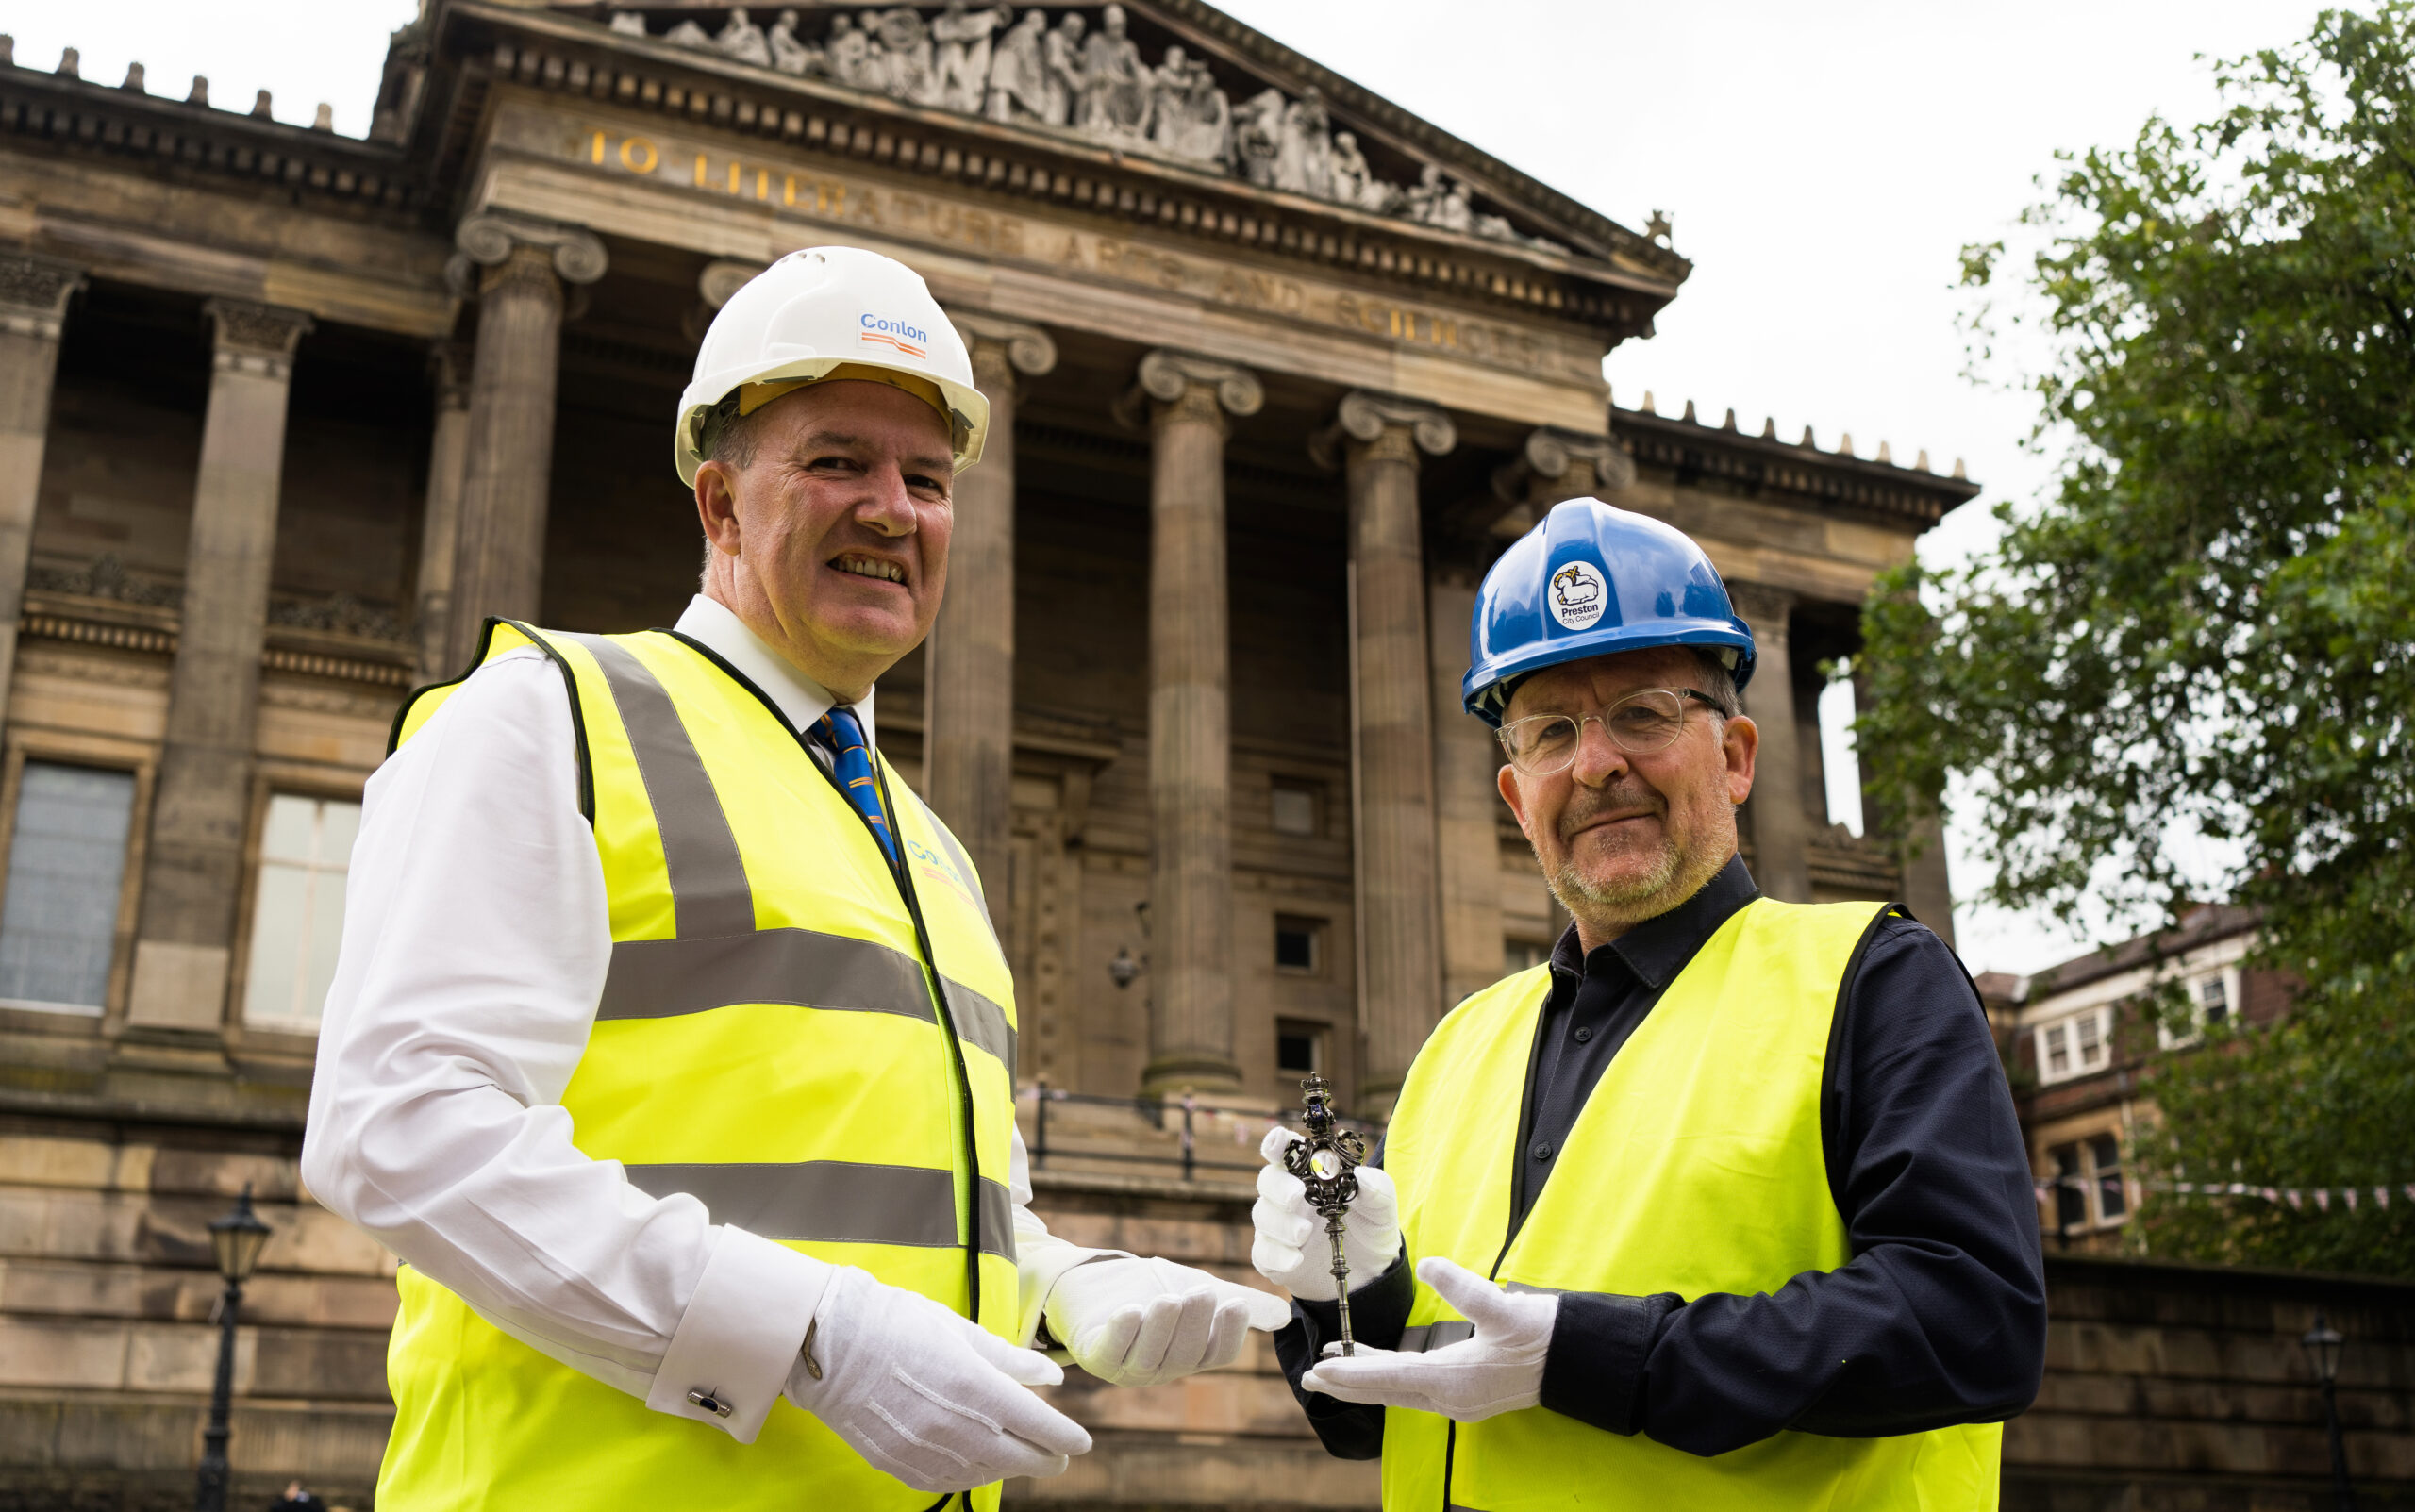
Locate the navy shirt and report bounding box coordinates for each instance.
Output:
[1275,856,2046,1459]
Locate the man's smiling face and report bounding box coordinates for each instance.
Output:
[1495,645,1757,945]
[694,378,955,701]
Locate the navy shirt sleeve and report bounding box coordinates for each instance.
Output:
[1538,917,2048,1454]
[1274,1250,1413,1460]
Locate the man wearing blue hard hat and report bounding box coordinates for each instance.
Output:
[1249,498,2045,1509]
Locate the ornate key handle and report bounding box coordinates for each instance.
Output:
[1283,1074,1369,1354]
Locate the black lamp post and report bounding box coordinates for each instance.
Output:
[194,1186,270,1512]
[2302,1311,2353,1512]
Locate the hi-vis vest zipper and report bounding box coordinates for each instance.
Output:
[376,621,1019,1512]
[1379,898,2001,1512]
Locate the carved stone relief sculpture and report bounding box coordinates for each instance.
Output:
[1077,4,1151,144]
[768,10,825,76]
[984,9,1051,123]
[932,1,1014,114]
[609,6,1572,254]
[714,8,774,67]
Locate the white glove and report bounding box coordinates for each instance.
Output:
[1299,1256,1556,1422]
[1043,1255,1291,1387]
[784,1265,1092,1494]
[1251,1125,1400,1301]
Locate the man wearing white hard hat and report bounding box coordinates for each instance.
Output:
[304,246,1286,1511]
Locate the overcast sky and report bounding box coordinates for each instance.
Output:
[4,1,2335,971]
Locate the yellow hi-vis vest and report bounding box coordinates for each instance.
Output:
[375,621,1021,1512]
[1379,897,2001,1512]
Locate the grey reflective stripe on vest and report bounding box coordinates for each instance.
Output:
[1401,1283,1559,1353]
[598,927,1015,1072]
[625,1161,1015,1258]
[564,634,754,940]
[938,977,1015,1069]
[1399,1320,1474,1353]
[566,633,1014,1071]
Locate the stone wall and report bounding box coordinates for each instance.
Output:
[2008,1254,2415,1511]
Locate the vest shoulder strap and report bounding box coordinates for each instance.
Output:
[387,617,596,823]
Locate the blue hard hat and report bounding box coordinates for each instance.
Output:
[1462,497,1757,726]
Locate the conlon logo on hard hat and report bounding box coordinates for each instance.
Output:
[1548,561,1607,631]
[859,313,929,359]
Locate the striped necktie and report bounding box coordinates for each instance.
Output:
[812,705,899,869]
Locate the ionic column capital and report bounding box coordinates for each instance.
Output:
[0,253,84,341]
[203,299,312,382]
[1311,390,1457,472]
[698,258,764,310]
[1491,425,1636,506]
[948,310,1059,382]
[1116,348,1262,433]
[447,211,608,297]
[1726,580,1796,644]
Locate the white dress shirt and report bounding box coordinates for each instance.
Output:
[303,595,1094,1442]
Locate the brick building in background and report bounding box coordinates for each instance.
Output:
[1982,904,2290,1254]
[0,3,2405,1508]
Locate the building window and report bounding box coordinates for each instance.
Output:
[1506,938,1551,974]
[2159,968,2240,1049]
[2035,1006,2114,1085]
[0,762,137,1014]
[2046,1135,2128,1232]
[242,794,360,1031]
[1276,1019,1324,1077]
[1271,781,1319,838]
[1274,915,1324,974]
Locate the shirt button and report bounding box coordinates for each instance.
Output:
[1531,1140,1554,1161]
[1573,1025,1593,1043]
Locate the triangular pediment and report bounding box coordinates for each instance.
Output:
[525,1,1680,282]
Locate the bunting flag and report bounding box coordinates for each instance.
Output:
[2034,1176,2415,1212]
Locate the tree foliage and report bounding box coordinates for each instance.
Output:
[1857,6,2415,1275]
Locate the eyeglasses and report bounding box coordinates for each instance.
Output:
[1496,688,1726,775]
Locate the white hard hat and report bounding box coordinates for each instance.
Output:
[674,245,990,484]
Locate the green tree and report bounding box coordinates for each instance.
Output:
[1857,5,2415,1276]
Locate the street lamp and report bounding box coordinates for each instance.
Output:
[195,1186,270,1512]
[2302,1311,2353,1512]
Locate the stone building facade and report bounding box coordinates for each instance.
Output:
[0,3,1979,1505]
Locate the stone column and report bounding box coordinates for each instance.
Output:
[442,212,606,670]
[125,300,313,1034]
[1315,391,1456,1111]
[1428,565,1504,1006]
[412,344,472,682]
[1729,581,1812,903]
[1128,350,1260,1094]
[1432,426,1639,996]
[925,312,1055,927]
[0,254,85,724]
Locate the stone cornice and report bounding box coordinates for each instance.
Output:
[0,58,422,218]
[1615,404,1981,530]
[423,2,1674,341]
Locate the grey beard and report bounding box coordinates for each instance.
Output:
[1550,843,1680,915]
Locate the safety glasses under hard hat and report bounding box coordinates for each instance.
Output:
[1495,688,1727,775]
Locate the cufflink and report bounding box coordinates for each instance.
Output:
[688,1388,734,1419]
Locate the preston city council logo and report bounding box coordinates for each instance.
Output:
[1548,560,1608,631]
